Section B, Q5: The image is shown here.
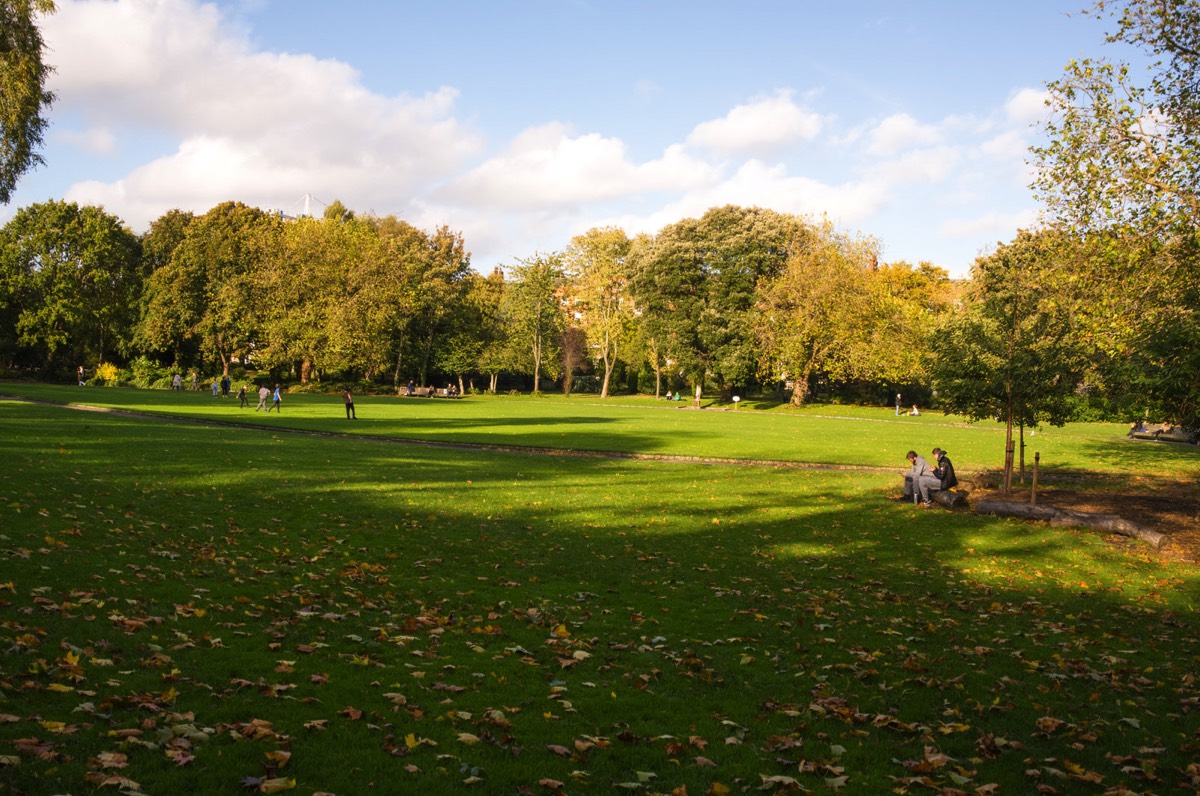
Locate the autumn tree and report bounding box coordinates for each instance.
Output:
[470,267,510,393]
[0,0,55,203]
[753,219,881,405]
[253,214,378,383]
[409,225,472,387]
[563,227,634,398]
[865,260,958,395]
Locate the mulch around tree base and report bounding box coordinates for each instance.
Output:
[972,480,1200,564]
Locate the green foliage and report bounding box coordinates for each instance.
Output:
[501,253,566,391]
[0,0,56,204]
[126,355,174,389]
[932,231,1085,424]
[1034,0,1200,235]
[630,206,805,393]
[0,200,142,372]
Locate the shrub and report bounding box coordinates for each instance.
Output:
[90,362,122,386]
[128,356,173,389]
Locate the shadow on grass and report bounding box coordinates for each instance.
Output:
[2,400,1198,794]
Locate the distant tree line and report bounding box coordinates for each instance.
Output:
[0,199,956,404]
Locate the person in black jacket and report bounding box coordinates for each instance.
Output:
[931,448,958,491]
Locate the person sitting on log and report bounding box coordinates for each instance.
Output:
[931,447,958,492]
[900,450,939,507]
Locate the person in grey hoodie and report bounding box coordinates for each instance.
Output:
[901,450,939,507]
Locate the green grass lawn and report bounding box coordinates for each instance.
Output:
[1,386,1198,795]
[4,383,1198,476]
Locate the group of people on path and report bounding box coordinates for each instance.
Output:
[901,447,957,507]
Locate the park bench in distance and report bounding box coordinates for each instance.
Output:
[1128,422,1198,444]
[402,386,460,398]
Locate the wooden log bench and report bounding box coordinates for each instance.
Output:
[929,489,969,509]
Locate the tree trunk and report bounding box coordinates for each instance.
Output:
[975,499,1166,548]
[600,354,612,398]
[790,370,810,406]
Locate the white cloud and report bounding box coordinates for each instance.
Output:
[686,90,824,157]
[866,113,943,157]
[938,208,1040,241]
[21,0,1048,280]
[979,129,1029,160]
[439,124,718,211]
[870,146,960,185]
[55,126,116,155]
[1005,87,1049,124]
[44,0,482,229]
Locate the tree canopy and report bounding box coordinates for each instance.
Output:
[0,0,55,204]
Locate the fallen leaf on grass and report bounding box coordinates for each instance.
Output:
[84,772,142,790]
[264,750,291,768]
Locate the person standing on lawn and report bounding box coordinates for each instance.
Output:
[236,384,248,408]
[255,384,270,412]
[342,389,357,419]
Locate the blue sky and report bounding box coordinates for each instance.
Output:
[6,1,1117,277]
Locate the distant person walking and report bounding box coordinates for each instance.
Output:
[895,393,902,416]
[255,384,270,412]
[342,389,357,419]
[77,365,86,386]
[221,375,231,397]
[172,372,182,391]
[237,384,248,408]
[268,384,282,413]
[211,378,219,398]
